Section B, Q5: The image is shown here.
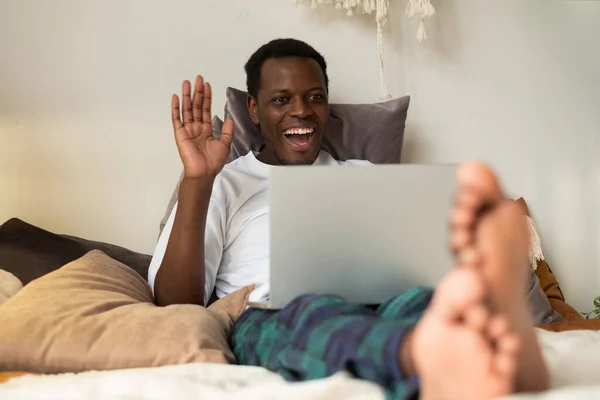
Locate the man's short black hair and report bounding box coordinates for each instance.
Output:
[245,38,329,99]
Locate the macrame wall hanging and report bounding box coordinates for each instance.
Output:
[294,0,436,99]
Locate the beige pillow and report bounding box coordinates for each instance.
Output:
[0,250,253,373]
[0,270,23,306]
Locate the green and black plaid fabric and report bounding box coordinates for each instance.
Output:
[231,287,433,400]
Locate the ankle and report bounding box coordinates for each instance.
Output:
[399,328,417,378]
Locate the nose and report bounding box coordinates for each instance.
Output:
[289,97,312,118]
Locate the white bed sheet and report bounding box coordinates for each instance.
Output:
[1,328,599,400]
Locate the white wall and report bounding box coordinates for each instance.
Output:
[1,0,598,311]
[396,0,600,312]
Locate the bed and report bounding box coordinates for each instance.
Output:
[0,329,600,400]
[1,88,597,399]
[0,216,599,400]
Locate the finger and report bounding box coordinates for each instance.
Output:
[202,82,212,124]
[219,119,234,148]
[182,80,193,124]
[192,75,204,122]
[171,94,183,131]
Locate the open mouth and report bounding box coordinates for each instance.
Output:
[283,127,315,151]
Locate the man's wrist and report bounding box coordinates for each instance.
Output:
[177,175,215,212]
[180,175,215,192]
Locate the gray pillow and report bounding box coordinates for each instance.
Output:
[224,87,410,164]
[525,268,565,324]
[159,89,410,235]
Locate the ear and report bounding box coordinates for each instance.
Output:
[247,95,260,125]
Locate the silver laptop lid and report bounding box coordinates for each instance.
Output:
[268,164,457,308]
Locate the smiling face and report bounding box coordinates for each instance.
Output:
[248,57,329,165]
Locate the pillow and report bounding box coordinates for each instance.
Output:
[0,218,152,283]
[516,204,564,325]
[538,319,600,332]
[514,198,585,322]
[0,372,29,384]
[224,87,410,164]
[0,270,22,306]
[524,267,565,325]
[159,89,410,235]
[0,250,253,373]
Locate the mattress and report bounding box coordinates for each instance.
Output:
[0,328,599,400]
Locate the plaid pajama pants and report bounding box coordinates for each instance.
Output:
[231,287,434,400]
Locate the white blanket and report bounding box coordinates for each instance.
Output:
[1,328,599,400]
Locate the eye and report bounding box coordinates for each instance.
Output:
[309,93,326,102]
[272,96,288,105]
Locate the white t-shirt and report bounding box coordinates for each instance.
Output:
[148,150,371,305]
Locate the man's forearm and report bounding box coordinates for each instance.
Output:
[154,176,214,306]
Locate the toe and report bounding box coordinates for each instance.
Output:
[494,350,517,382]
[457,161,505,206]
[457,247,480,267]
[464,304,490,333]
[449,191,480,255]
[455,189,481,210]
[450,229,472,253]
[432,269,485,321]
[494,332,520,381]
[497,333,521,356]
[488,315,510,339]
[450,207,475,229]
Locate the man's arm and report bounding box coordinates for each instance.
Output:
[154,177,213,306]
[152,75,233,306]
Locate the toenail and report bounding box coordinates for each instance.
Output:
[458,248,477,264]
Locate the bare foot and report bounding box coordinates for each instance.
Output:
[451,162,549,392]
[409,267,520,400]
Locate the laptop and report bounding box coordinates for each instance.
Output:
[247,164,457,309]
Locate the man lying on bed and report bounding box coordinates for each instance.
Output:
[148,38,549,399]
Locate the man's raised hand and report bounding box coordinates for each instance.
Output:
[171,75,234,179]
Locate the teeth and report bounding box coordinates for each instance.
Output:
[284,128,315,135]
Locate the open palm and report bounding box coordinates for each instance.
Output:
[171,75,234,179]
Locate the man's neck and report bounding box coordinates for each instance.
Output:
[256,148,281,166]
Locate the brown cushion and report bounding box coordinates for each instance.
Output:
[513,198,584,322]
[0,218,152,284]
[0,250,253,373]
[0,372,29,383]
[538,319,600,332]
[548,299,586,322]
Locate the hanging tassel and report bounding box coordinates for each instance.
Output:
[376,24,391,99]
[416,20,427,41]
[367,0,377,13]
[376,0,391,99]
[526,216,545,272]
[405,0,435,42]
[294,0,393,99]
